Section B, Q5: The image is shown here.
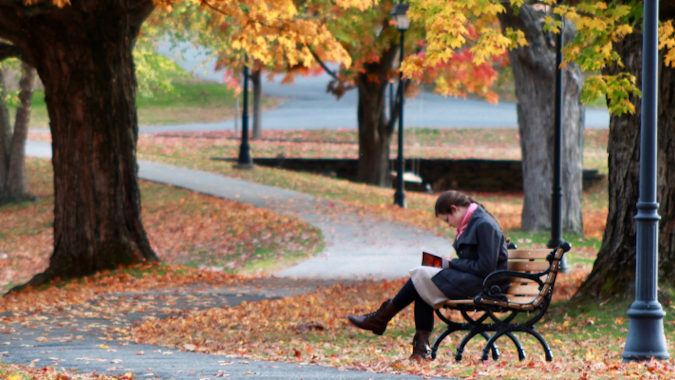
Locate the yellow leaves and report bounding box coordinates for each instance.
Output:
[660,20,675,67]
[400,56,425,79]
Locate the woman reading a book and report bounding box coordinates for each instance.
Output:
[347,190,508,360]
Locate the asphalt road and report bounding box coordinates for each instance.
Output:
[149,41,610,133]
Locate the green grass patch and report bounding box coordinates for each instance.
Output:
[18,79,279,129]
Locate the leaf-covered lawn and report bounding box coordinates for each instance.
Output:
[0,159,322,293]
[142,128,609,173]
[131,273,675,379]
[132,128,609,268]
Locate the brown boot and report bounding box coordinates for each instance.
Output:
[409,330,431,361]
[347,300,398,335]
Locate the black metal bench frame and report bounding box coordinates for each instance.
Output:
[431,242,572,362]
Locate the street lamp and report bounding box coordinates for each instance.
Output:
[622,0,668,362]
[237,65,253,168]
[392,3,409,208]
[546,2,568,272]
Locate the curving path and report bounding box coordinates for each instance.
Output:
[10,141,458,379]
[26,140,453,279]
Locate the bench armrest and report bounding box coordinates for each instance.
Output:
[477,270,546,303]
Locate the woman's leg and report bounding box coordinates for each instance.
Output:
[391,278,435,331]
[392,279,434,360]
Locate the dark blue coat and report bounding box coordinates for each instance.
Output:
[431,207,508,299]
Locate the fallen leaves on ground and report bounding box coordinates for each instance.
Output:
[0,160,322,292]
[134,130,608,242]
[132,272,675,379]
[0,360,134,380]
[0,264,246,316]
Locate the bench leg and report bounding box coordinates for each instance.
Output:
[455,330,485,362]
[479,331,500,360]
[480,329,509,361]
[431,327,456,360]
[525,328,553,361]
[505,332,525,361]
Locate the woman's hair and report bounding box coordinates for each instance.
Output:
[435,190,509,242]
[435,190,478,216]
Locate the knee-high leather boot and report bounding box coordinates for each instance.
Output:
[347,300,399,335]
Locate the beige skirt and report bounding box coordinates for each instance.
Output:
[409,266,449,309]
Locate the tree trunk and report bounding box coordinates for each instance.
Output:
[4,63,35,203]
[573,26,675,302]
[499,5,584,233]
[356,45,399,186]
[0,67,10,199]
[0,1,159,290]
[251,68,262,140]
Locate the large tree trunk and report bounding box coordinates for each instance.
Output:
[0,0,159,290]
[356,45,399,186]
[499,5,584,233]
[573,25,675,302]
[4,63,36,203]
[251,68,262,140]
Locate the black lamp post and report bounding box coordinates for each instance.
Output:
[237,65,253,168]
[392,3,409,208]
[622,0,669,362]
[547,5,568,272]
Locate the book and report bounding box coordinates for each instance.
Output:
[422,252,451,269]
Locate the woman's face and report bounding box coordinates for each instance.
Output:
[437,206,465,229]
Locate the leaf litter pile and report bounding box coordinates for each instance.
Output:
[132,275,675,379]
[0,159,322,293]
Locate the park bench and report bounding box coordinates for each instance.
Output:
[431,242,572,362]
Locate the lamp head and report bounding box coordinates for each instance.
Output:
[391,3,410,31]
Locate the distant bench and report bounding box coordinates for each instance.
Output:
[432,242,572,361]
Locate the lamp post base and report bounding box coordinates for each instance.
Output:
[233,163,255,170]
[394,191,406,208]
[622,300,669,362]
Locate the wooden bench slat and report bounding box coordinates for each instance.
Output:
[506,283,541,295]
[509,276,546,284]
[506,295,538,304]
[507,261,550,272]
[507,249,551,259]
[444,299,475,306]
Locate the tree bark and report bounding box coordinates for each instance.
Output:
[356,44,399,186]
[5,63,36,203]
[251,67,262,140]
[0,0,158,290]
[573,25,675,302]
[499,5,584,233]
[0,67,10,198]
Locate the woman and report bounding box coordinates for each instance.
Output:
[347,190,509,360]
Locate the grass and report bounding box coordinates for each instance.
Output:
[14,79,280,129]
[142,128,609,174]
[135,130,609,254]
[0,159,323,293]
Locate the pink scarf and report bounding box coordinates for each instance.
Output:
[456,203,478,239]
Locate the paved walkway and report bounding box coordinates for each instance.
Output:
[17,141,457,379]
[2,279,428,380]
[27,141,453,279]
